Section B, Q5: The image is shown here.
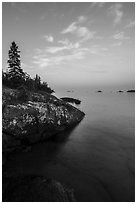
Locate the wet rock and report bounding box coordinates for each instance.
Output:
[3,176,76,202]
[127,90,135,93]
[61,97,81,104]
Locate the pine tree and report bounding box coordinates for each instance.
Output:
[7,41,25,87]
[34,74,41,90]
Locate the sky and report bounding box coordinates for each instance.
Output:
[2,2,135,91]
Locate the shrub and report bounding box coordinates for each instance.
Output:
[17,85,29,102]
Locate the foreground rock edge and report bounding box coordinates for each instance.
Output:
[3,175,76,202]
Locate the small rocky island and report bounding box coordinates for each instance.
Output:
[127,89,135,93]
[118,90,124,93]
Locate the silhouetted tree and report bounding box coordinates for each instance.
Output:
[3,41,54,94]
[7,41,25,87]
[34,74,41,90]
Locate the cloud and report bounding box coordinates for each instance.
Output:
[77,27,92,37]
[113,32,130,40]
[33,50,86,68]
[90,2,106,8]
[32,42,110,68]
[77,16,87,23]
[61,22,77,34]
[125,21,135,28]
[58,39,70,45]
[32,38,92,68]
[44,35,54,43]
[46,46,67,53]
[108,3,123,25]
[61,18,97,42]
[45,40,80,54]
[78,28,96,42]
[111,42,122,47]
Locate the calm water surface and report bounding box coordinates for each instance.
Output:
[5,90,135,202]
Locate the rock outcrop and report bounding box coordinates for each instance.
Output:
[60,97,81,104]
[127,89,135,93]
[3,175,76,202]
[3,87,81,201]
[3,87,85,153]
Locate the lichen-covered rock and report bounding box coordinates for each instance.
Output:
[3,176,76,202]
[3,87,85,152]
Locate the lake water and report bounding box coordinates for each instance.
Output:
[5,90,135,202]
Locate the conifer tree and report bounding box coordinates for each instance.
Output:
[7,41,25,87]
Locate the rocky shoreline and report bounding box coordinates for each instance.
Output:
[3,175,76,202]
[2,86,85,201]
[3,87,85,153]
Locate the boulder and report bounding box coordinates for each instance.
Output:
[2,88,85,152]
[3,176,76,202]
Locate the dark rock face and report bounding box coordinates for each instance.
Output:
[2,87,85,153]
[3,176,76,202]
[118,90,124,93]
[127,90,135,93]
[60,97,81,104]
[3,88,80,202]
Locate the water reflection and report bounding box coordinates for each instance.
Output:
[4,92,135,201]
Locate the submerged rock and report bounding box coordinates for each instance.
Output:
[3,175,76,202]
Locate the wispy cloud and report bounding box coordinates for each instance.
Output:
[77,16,87,23]
[61,22,77,34]
[108,3,123,25]
[90,2,106,9]
[112,32,130,40]
[32,50,87,68]
[111,42,122,47]
[32,42,110,68]
[58,39,79,49]
[32,37,89,67]
[58,39,70,45]
[45,40,80,54]
[44,35,54,43]
[125,21,135,28]
[61,17,98,43]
